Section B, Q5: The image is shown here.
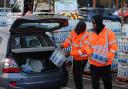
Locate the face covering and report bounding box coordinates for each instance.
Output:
[92,15,105,34]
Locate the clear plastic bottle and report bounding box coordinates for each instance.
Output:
[50,49,58,62]
[102,48,108,63]
[54,50,61,61]
[56,52,65,67]
[92,46,96,59]
[118,64,122,77]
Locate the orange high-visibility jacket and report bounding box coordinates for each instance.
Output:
[88,27,118,67]
[63,30,92,61]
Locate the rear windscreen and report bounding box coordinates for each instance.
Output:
[17,23,59,30]
[10,35,54,49]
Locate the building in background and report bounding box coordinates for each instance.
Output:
[0,0,128,10]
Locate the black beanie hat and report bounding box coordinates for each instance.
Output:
[75,20,86,34]
[75,20,86,31]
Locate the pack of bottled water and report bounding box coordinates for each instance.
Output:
[118,63,128,78]
[116,24,128,78]
[53,29,70,43]
[49,49,66,67]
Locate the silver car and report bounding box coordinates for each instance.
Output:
[0,8,11,16]
[0,15,69,89]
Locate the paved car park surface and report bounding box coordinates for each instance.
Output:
[62,74,128,89]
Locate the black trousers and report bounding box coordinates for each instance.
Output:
[73,59,87,89]
[90,64,112,89]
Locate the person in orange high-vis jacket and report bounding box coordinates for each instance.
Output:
[88,15,118,89]
[61,20,92,89]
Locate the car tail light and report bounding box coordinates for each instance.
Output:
[9,81,16,87]
[2,58,21,73]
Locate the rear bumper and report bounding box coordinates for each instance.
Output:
[10,78,61,89]
[1,69,68,89]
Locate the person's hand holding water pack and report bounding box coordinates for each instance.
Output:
[60,42,70,57]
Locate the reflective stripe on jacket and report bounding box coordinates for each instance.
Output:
[63,30,92,60]
[89,27,118,67]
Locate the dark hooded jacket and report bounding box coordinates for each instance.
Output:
[92,15,105,34]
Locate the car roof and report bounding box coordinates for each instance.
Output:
[89,8,111,11]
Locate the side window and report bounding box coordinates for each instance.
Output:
[15,37,21,48]
[39,36,54,47]
[11,36,54,48]
[11,37,21,49]
[28,39,41,48]
[24,36,41,48]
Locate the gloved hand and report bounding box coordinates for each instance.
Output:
[60,42,64,49]
[66,61,72,65]
[64,52,70,57]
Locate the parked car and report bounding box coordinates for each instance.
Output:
[78,7,93,21]
[123,16,128,23]
[0,8,11,16]
[0,15,69,89]
[86,8,121,22]
[117,8,128,23]
[118,8,128,17]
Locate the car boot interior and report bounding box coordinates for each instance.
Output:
[11,51,59,74]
